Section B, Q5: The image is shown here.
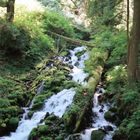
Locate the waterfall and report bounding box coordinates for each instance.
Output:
[0,46,89,140]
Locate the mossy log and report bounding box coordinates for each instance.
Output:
[47,31,95,47]
[73,53,108,133]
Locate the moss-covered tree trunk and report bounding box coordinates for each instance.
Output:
[128,0,140,82]
[7,0,15,22]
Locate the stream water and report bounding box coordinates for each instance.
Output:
[0,46,89,140]
[81,86,116,140]
[66,85,116,140]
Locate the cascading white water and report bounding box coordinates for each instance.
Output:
[68,46,89,85]
[81,87,116,140]
[0,46,89,140]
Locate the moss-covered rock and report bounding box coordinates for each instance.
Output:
[29,115,66,140]
[7,117,19,131]
[91,130,105,140]
[104,111,116,122]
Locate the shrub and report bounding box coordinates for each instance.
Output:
[0,23,30,56]
[0,98,10,108]
[85,48,106,74]
[42,11,75,37]
[106,65,127,94]
[90,28,127,67]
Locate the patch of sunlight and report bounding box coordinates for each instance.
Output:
[0,7,6,17]
[15,0,44,12]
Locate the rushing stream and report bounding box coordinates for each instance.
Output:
[81,86,116,140]
[0,46,89,140]
[66,85,116,140]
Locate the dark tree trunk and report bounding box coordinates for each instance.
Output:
[127,0,129,42]
[6,0,15,22]
[128,0,140,82]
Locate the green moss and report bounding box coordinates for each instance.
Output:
[91,130,105,140]
[7,117,19,131]
[0,98,10,108]
[42,11,75,37]
[29,115,66,140]
[38,125,49,134]
[28,111,34,118]
[104,111,116,122]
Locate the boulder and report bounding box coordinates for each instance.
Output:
[98,95,104,103]
[7,117,19,131]
[67,134,82,140]
[104,111,116,122]
[103,125,113,132]
[91,130,105,140]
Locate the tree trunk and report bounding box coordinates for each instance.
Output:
[128,0,140,82]
[6,0,15,22]
[127,0,130,65]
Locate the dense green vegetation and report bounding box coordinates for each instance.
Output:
[85,0,140,139]
[0,0,140,140]
[0,6,77,136]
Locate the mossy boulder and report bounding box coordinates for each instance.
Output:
[7,117,19,131]
[29,115,65,140]
[28,111,34,118]
[38,125,49,135]
[91,130,105,140]
[104,111,116,122]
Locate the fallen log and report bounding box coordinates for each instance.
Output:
[73,52,109,133]
[47,31,95,47]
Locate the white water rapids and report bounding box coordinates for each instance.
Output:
[81,87,116,140]
[0,46,89,140]
[66,86,116,140]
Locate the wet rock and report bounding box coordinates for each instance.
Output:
[98,95,104,103]
[99,109,104,113]
[104,111,116,122]
[27,111,34,119]
[65,57,70,62]
[69,65,74,69]
[68,56,71,60]
[99,88,105,94]
[91,130,105,140]
[78,57,81,61]
[66,75,73,80]
[75,62,79,66]
[67,134,82,140]
[104,125,113,131]
[45,112,50,118]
